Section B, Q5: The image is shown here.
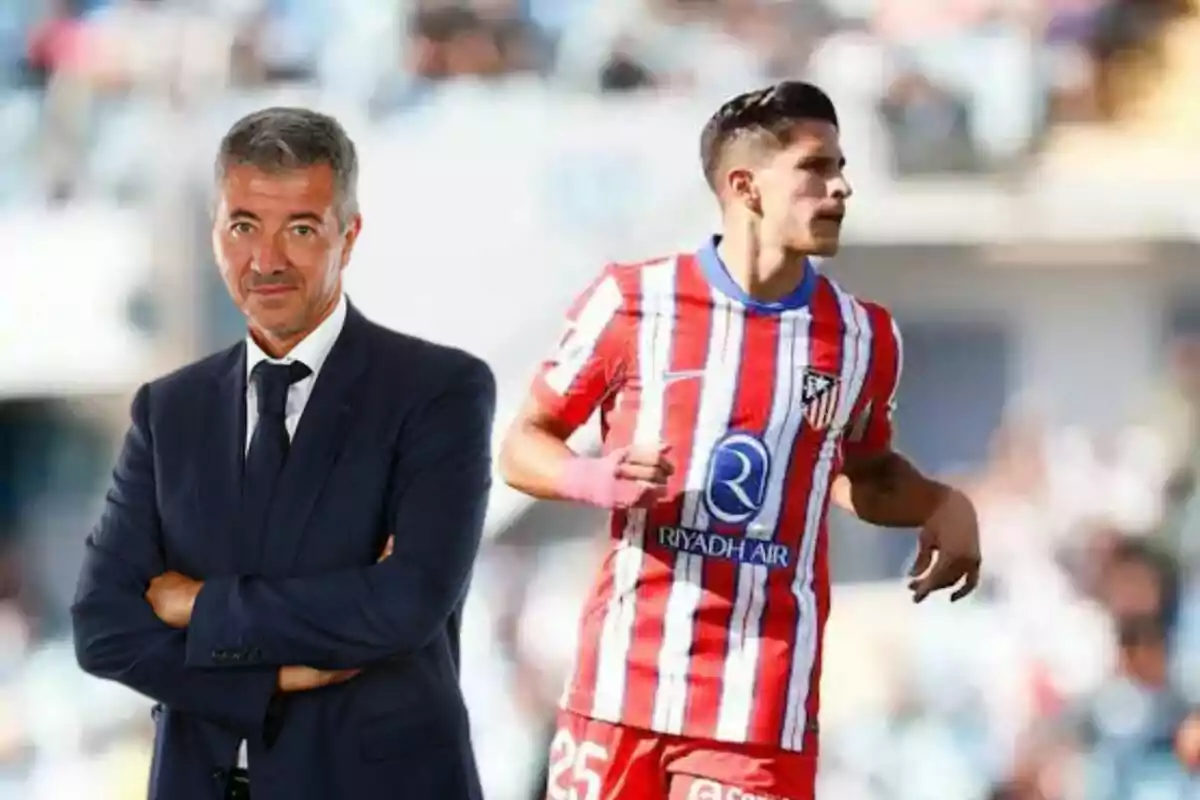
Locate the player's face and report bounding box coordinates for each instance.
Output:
[212,163,361,351]
[755,120,851,256]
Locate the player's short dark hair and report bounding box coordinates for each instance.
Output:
[215,107,359,226]
[699,82,839,191]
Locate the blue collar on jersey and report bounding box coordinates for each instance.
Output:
[696,235,817,312]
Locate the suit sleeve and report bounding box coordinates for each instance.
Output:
[529,266,629,429]
[843,306,903,459]
[184,357,496,670]
[70,385,279,734]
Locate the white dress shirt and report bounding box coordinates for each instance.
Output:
[236,292,347,768]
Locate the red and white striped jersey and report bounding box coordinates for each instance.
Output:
[529,237,903,753]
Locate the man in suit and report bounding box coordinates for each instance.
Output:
[71,107,495,800]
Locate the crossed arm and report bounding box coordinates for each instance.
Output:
[71,384,279,736]
[183,359,495,670]
[72,358,496,733]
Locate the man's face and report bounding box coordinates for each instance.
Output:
[746,120,851,256]
[212,163,361,349]
[1116,615,1168,686]
[1103,559,1164,619]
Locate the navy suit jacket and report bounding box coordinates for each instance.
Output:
[71,304,495,800]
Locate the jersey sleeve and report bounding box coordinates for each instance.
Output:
[844,304,902,458]
[530,266,629,429]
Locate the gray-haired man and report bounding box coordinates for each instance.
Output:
[72,107,493,800]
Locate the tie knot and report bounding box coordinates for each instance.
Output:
[252,361,312,417]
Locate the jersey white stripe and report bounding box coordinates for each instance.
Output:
[651,289,744,733]
[886,314,904,412]
[715,309,813,741]
[545,275,623,395]
[782,286,873,750]
[590,259,677,722]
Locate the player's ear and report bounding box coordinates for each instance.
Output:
[727,168,761,214]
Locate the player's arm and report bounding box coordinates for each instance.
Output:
[831,308,937,524]
[835,450,950,529]
[499,267,671,508]
[833,307,981,601]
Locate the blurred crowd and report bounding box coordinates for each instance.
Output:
[815,379,1200,800]
[0,0,1198,798]
[0,0,1191,203]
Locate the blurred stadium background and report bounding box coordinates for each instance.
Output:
[2,0,1200,797]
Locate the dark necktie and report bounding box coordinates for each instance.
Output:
[244,361,312,523]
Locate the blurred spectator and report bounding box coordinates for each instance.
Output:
[878,71,980,175]
[373,3,545,115]
[37,0,234,201]
[872,0,1043,170]
[1015,537,1196,799]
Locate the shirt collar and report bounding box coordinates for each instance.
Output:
[245,293,348,381]
[696,235,817,313]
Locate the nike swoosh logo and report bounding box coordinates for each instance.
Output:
[661,369,705,383]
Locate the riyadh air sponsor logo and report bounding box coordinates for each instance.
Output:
[656,526,791,569]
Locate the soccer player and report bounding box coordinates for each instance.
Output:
[498,82,982,800]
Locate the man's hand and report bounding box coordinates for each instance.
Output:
[270,540,391,691]
[908,488,982,603]
[276,666,360,693]
[145,571,203,628]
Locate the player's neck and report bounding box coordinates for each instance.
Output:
[716,230,809,304]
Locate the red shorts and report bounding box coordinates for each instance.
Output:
[544,710,816,800]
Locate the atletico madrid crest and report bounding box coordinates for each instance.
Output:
[801,369,840,430]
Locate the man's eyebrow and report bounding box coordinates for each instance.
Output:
[227,210,325,224]
[286,212,325,225]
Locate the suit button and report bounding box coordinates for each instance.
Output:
[211,769,226,782]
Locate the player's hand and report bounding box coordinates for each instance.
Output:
[609,443,674,508]
[145,571,203,628]
[558,443,674,509]
[277,666,361,693]
[908,488,981,603]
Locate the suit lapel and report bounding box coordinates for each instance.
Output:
[199,344,249,575]
[256,306,370,575]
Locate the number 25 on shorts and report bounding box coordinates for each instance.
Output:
[547,728,609,800]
